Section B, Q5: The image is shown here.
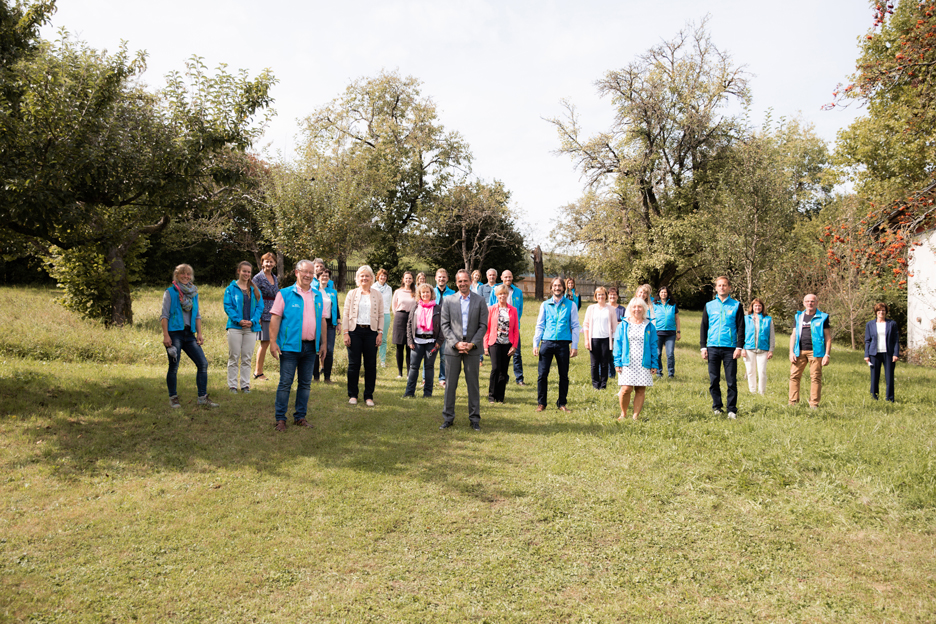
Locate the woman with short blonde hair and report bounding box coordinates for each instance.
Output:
[342,265,384,406]
[612,297,658,420]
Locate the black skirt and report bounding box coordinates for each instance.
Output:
[392,310,410,345]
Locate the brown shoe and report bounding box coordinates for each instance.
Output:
[294,418,313,428]
[558,405,572,413]
[274,421,287,432]
[535,405,546,412]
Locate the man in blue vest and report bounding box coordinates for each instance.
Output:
[533,277,580,412]
[434,268,457,386]
[488,269,526,385]
[700,276,745,419]
[788,293,832,408]
[269,259,326,431]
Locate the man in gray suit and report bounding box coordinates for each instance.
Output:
[440,269,488,430]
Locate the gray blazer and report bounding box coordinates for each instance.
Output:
[440,291,488,355]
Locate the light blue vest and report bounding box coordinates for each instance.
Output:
[434,285,456,305]
[744,314,772,351]
[165,285,199,332]
[276,285,323,353]
[654,301,677,331]
[793,310,829,358]
[541,297,575,341]
[705,297,741,348]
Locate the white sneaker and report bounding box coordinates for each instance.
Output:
[713,409,723,416]
[728,412,737,419]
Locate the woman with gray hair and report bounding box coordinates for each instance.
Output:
[342,265,385,406]
[613,297,659,420]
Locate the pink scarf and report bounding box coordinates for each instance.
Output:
[417,300,435,333]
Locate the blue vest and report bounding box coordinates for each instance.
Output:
[654,301,678,331]
[705,297,741,348]
[275,285,323,353]
[165,285,199,332]
[487,284,524,318]
[434,285,456,305]
[319,284,340,325]
[744,314,772,351]
[613,320,660,370]
[223,281,262,331]
[541,297,575,341]
[793,310,829,358]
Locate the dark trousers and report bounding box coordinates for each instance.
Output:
[312,323,336,381]
[869,352,896,402]
[589,338,611,389]
[537,340,571,408]
[708,346,738,414]
[488,343,512,401]
[275,340,316,422]
[395,343,411,376]
[166,328,209,397]
[405,342,438,397]
[512,336,524,383]
[347,325,378,400]
[657,331,676,377]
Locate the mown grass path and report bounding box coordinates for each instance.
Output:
[2,287,935,622]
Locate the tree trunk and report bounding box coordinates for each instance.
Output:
[109,250,134,326]
[533,246,544,300]
[337,253,347,291]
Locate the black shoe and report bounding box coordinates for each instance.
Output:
[471,423,481,431]
[439,421,453,430]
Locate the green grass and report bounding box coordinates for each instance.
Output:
[2,286,935,622]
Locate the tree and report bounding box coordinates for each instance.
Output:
[0,26,275,324]
[547,18,750,287]
[831,0,936,288]
[419,179,526,274]
[302,70,471,277]
[705,117,831,305]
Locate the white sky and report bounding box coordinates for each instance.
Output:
[43,0,871,243]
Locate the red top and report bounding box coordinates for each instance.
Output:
[484,304,519,350]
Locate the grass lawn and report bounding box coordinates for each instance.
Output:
[2,286,935,622]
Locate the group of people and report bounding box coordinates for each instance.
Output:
[160,263,902,429]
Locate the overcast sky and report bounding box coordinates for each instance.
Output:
[43,0,872,243]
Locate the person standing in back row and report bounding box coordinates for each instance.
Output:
[789,293,831,408]
[434,268,456,387]
[700,276,744,419]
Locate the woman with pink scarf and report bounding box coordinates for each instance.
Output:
[403,283,443,398]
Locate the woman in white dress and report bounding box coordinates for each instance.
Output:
[613,297,659,421]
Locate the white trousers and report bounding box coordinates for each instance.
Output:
[227,328,258,390]
[742,350,770,394]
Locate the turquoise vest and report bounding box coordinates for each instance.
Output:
[319,284,340,325]
[654,301,677,331]
[744,314,772,351]
[541,297,575,342]
[165,285,199,332]
[434,285,456,305]
[705,297,741,348]
[276,285,323,353]
[793,310,829,358]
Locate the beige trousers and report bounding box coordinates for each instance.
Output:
[789,351,822,407]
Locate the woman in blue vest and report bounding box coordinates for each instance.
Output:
[160,264,218,408]
[653,286,681,378]
[223,261,263,393]
[313,268,341,383]
[864,302,900,402]
[613,297,659,421]
[741,298,774,395]
[565,277,581,310]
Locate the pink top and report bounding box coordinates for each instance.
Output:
[270,286,317,341]
[392,289,417,313]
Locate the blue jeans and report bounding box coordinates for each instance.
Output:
[657,331,676,377]
[166,328,208,397]
[275,340,317,422]
[512,336,524,383]
[313,323,336,381]
[438,339,446,381]
[537,340,570,408]
[405,342,438,397]
[707,346,738,414]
